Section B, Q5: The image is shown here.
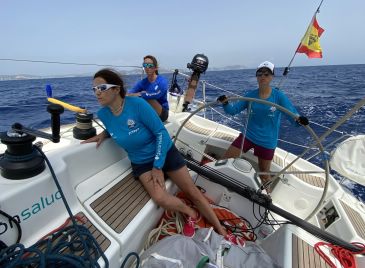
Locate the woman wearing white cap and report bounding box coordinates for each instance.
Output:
[217,61,309,192]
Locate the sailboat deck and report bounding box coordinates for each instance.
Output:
[292,235,331,268]
[340,200,365,240]
[26,212,111,258]
[272,155,325,188]
[183,119,326,188]
[90,172,151,233]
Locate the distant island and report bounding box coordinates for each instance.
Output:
[0,65,247,81]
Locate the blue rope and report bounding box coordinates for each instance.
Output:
[121,252,140,268]
[0,146,109,268]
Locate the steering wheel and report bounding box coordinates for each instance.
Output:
[172,97,364,252]
[173,97,330,221]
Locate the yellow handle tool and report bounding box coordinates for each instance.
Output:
[47,97,87,114]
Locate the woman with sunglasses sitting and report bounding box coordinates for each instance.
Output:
[128,55,169,122]
[217,61,309,192]
[83,68,228,239]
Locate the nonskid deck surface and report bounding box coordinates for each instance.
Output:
[25,212,111,258]
[340,200,365,240]
[272,155,325,188]
[292,235,331,268]
[90,172,151,233]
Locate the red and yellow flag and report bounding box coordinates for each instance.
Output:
[296,15,324,58]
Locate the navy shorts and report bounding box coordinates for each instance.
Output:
[131,144,186,178]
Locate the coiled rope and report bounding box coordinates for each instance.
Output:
[0,146,109,268]
[314,241,365,268]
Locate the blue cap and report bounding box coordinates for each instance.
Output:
[46,84,52,98]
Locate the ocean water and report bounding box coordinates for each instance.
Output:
[1,64,364,201]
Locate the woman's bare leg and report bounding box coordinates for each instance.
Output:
[222,145,241,159]
[166,166,227,236]
[139,171,196,218]
[258,158,272,192]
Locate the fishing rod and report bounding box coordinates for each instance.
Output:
[277,0,325,88]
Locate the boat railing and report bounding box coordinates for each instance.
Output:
[174,70,355,163]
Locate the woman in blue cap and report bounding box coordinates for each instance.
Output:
[83,68,227,238]
[217,61,309,191]
[128,55,169,122]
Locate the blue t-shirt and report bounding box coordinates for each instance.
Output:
[97,96,172,169]
[128,75,169,110]
[223,88,299,149]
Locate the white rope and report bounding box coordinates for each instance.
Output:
[144,211,185,250]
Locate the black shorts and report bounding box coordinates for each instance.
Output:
[159,108,169,122]
[131,144,186,178]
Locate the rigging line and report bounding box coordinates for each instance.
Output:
[269,97,365,220]
[277,0,325,88]
[208,106,340,151]
[176,70,241,96]
[0,58,142,69]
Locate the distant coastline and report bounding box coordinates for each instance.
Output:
[1,63,364,81]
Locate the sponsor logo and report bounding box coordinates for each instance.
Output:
[0,191,62,236]
[127,119,135,129]
[270,106,276,113]
[128,128,140,135]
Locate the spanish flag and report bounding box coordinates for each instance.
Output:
[296,15,324,58]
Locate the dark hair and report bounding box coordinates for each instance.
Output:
[93,68,126,98]
[144,55,159,75]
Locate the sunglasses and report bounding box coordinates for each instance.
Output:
[92,84,118,93]
[256,71,271,77]
[142,63,155,68]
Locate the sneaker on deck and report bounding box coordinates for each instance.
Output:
[182,216,196,237]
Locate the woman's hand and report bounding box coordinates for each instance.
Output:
[151,167,165,190]
[81,131,109,148]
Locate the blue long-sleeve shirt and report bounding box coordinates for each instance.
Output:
[223,88,299,149]
[97,96,172,169]
[128,75,169,110]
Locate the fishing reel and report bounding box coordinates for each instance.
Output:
[187,54,209,74]
[0,104,64,180]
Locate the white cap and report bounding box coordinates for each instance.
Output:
[257,61,274,75]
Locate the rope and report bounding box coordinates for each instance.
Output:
[121,252,140,268]
[277,0,325,88]
[169,69,183,96]
[0,146,109,268]
[0,58,142,69]
[0,210,22,244]
[144,210,184,250]
[314,241,365,268]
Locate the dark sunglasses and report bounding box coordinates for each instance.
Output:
[256,71,271,77]
[92,84,118,93]
[142,63,155,68]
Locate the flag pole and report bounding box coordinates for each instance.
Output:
[277,0,325,88]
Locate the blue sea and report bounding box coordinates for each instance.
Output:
[1,64,364,201]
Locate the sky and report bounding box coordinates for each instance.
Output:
[1,0,365,76]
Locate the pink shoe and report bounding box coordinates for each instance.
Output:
[182,216,196,237]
